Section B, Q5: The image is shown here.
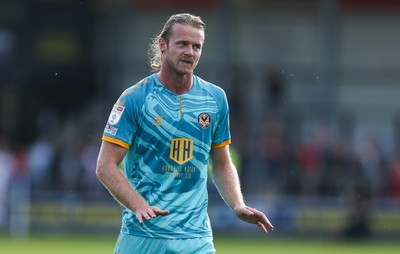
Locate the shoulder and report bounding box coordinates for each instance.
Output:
[195,75,227,102]
[119,74,157,104]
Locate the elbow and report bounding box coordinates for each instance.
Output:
[95,159,107,181]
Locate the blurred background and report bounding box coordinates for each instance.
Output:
[1,0,400,241]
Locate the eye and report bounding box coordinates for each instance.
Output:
[177,41,186,47]
[193,44,201,50]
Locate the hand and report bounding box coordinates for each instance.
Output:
[234,206,274,234]
[135,206,170,223]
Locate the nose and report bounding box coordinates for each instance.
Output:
[184,45,194,56]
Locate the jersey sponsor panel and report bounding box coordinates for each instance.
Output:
[102,74,230,238]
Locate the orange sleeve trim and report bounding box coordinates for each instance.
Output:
[102,135,130,149]
[211,140,231,149]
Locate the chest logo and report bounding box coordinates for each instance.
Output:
[170,138,193,165]
[153,115,164,126]
[198,113,211,129]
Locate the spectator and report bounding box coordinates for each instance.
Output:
[356,135,386,197]
[263,65,286,114]
[257,118,291,194]
[0,135,13,229]
[57,142,83,198]
[80,139,103,196]
[387,152,400,198]
[27,136,55,193]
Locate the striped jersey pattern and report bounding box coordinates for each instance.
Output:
[102,73,231,238]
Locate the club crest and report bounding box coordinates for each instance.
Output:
[197,113,211,129]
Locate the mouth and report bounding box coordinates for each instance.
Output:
[180,58,193,65]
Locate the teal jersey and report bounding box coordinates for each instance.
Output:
[102,73,231,239]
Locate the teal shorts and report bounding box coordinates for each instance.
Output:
[113,233,215,254]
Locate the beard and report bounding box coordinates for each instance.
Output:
[165,53,198,76]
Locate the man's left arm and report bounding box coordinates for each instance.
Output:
[210,145,274,234]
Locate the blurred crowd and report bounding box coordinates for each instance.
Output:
[235,118,400,199]
[0,132,104,199]
[1,85,400,233]
[2,117,398,200]
[1,76,400,209]
[219,62,400,201]
[1,46,400,234]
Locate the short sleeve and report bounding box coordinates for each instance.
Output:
[102,89,137,149]
[211,88,231,148]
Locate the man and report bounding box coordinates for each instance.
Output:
[96,13,273,254]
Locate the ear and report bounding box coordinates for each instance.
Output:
[159,38,167,53]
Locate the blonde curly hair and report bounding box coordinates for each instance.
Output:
[148,13,206,73]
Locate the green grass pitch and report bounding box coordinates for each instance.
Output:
[0,235,399,254]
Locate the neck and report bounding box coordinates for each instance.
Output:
[157,70,193,95]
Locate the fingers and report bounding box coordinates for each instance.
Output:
[251,208,274,232]
[254,210,274,233]
[257,219,274,234]
[263,217,274,232]
[136,206,170,223]
[242,206,274,234]
[156,209,170,216]
[257,221,268,234]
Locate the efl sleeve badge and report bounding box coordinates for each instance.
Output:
[108,104,125,125]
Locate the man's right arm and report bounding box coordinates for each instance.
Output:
[96,141,169,223]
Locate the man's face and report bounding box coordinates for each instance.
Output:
[161,23,204,75]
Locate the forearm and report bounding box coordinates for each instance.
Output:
[96,162,147,212]
[211,161,245,210]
